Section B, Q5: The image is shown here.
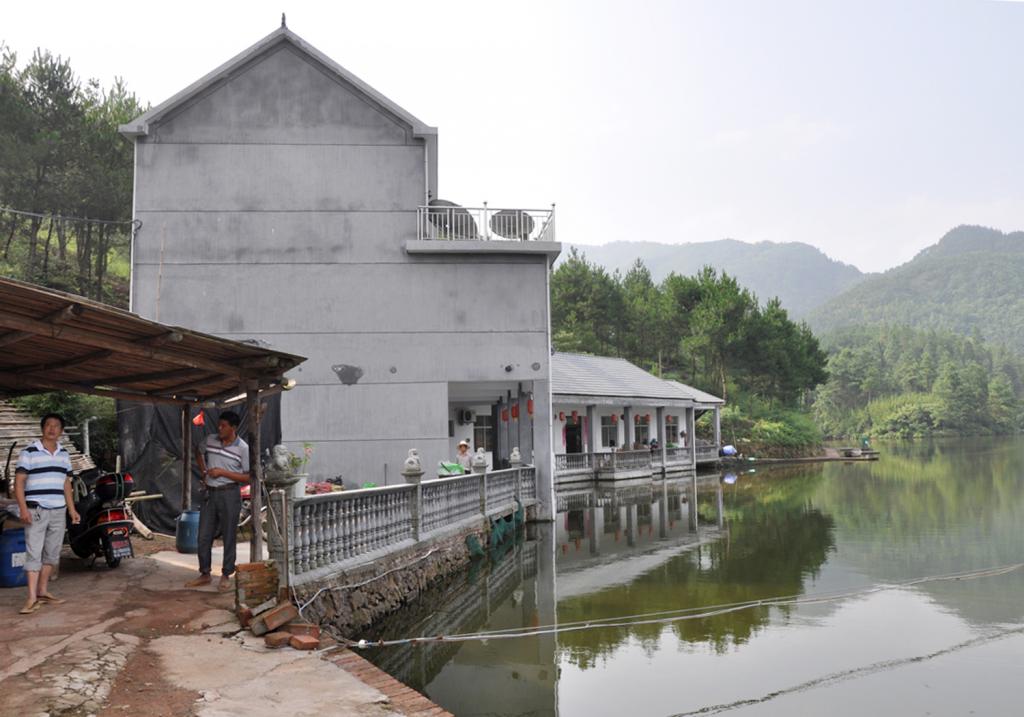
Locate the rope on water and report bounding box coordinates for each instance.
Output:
[343,562,1024,649]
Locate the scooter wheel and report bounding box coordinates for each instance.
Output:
[104,546,121,569]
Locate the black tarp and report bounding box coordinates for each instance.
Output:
[116,398,282,534]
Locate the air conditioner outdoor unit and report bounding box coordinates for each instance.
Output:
[456,409,476,425]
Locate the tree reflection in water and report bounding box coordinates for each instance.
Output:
[557,469,835,667]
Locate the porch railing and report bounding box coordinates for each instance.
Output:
[417,205,555,243]
[696,443,719,462]
[283,466,537,582]
[555,452,594,472]
[653,446,689,465]
[595,449,653,472]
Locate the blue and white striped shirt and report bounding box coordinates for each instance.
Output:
[16,440,72,509]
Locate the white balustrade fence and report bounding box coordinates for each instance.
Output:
[280,466,537,583]
[421,473,483,534]
[555,453,594,472]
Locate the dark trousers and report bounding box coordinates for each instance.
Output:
[197,485,242,577]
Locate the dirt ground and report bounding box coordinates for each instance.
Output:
[0,534,419,716]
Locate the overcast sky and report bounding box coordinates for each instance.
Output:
[5,0,1022,272]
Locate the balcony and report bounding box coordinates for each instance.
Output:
[406,204,559,258]
[418,204,555,242]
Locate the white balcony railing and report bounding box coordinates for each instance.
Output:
[417,204,556,242]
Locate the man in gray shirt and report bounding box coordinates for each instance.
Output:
[185,410,249,591]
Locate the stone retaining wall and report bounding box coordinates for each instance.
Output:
[295,519,493,637]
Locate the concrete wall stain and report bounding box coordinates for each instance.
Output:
[332,364,365,385]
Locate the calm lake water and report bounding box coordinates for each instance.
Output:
[364,438,1024,716]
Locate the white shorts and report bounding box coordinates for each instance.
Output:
[24,506,66,572]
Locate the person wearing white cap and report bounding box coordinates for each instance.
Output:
[455,440,473,471]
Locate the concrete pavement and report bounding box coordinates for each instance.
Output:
[0,536,437,716]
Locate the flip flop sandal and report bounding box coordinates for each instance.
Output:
[37,595,66,605]
[19,601,41,614]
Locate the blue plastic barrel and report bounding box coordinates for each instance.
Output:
[175,510,201,554]
[0,528,28,587]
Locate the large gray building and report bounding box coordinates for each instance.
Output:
[121,25,559,514]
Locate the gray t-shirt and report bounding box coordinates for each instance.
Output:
[202,434,249,487]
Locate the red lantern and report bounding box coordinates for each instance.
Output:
[634,414,640,424]
[527,398,534,416]
[571,410,578,421]
[511,404,519,419]
[645,414,651,424]
[558,411,565,421]
[501,408,509,422]
[611,413,618,424]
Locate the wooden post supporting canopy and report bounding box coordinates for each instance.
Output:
[246,381,263,562]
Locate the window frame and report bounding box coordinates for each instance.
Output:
[473,415,495,452]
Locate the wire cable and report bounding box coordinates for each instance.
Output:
[345,562,1024,649]
[0,205,139,227]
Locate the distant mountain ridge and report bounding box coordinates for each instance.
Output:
[807,225,1024,353]
[564,239,867,318]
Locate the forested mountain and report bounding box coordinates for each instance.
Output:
[564,239,866,318]
[808,225,1024,353]
[812,325,1024,437]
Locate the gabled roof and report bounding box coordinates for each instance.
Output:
[119,26,437,139]
[552,352,723,405]
[666,380,725,406]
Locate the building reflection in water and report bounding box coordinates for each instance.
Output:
[364,475,731,716]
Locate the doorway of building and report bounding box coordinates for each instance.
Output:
[565,422,583,453]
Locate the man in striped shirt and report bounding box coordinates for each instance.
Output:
[186,411,250,591]
[14,413,81,614]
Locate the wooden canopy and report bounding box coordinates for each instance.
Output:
[0,277,305,405]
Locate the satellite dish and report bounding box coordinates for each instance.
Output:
[489,209,534,240]
[426,199,477,239]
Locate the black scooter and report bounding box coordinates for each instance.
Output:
[68,471,135,568]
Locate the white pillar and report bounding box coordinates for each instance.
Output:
[532,378,555,520]
[687,406,696,469]
[585,404,596,453]
[714,406,722,448]
[656,406,667,478]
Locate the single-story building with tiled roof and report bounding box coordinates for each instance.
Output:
[550,352,723,483]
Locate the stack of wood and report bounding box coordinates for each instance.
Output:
[234,561,336,651]
[1,400,95,486]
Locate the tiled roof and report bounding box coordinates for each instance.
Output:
[551,352,723,404]
[665,380,725,405]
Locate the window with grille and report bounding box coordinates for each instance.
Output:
[601,415,618,448]
[474,415,495,452]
